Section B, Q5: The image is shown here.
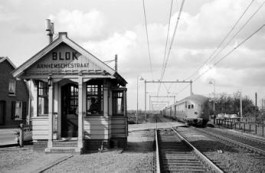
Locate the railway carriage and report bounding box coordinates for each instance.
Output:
[162,94,209,126]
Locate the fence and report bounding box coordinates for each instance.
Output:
[215,119,265,137]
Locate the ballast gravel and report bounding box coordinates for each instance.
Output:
[0,129,155,173]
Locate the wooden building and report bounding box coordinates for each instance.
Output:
[12,32,128,153]
[0,57,28,127]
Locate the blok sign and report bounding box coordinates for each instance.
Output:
[36,51,89,70]
[26,44,101,75]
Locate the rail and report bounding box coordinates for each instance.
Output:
[197,128,265,156]
[156,127,223,172]
[155,129,161,173]
[171,127,224,173]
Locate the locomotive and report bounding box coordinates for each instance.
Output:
[161,94,209,126]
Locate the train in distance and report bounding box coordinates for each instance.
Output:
[161,94,210,127]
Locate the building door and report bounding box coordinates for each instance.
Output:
[0,101,5,125]
[61,84,78,138]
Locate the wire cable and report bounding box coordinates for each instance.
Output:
[178,23,265,96]
[142,0,154,79]
[194,23,265,82]
[157,0,176,96]
[161,0,175,77]
[160,0,185,81]
[185,0,256,80]
[157,0,185,95]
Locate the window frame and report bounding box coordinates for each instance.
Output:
[112,88,127,116]
[8,79,16,96]
[37,81,49,116]
[86,80,103,116]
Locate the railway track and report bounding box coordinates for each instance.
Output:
[156,128,223,173]
[197,127,265,156]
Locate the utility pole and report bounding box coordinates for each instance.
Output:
[144,80,192,119]
[149,95,176,104]
[240,91,243,119]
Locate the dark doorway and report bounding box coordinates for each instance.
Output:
[0,101,5,125]
[61,84,78,138]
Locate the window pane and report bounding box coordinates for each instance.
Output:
[86,83,103,116]
[112,91,124,116]
[37,81,48,116]
[9,79,16,95]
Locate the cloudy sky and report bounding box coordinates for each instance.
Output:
[1,0,265,110]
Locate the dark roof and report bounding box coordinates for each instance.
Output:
[0,57,16,68]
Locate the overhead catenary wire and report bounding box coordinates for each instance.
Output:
[142,0,154,79]
[176,15,265,97]
[191,23,265,90]
[160,0,185,81]
[157,0,185,96]
[156,0,175,97]
[158,0,177,97]
[160,1,265,108]
[185,0,257,80]
[161,0,175,77]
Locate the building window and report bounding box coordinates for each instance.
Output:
[86,82,103,116]
[37,81,48,116]
[11,101,27,120]
[8,79,16,96]
[112,89,126,116]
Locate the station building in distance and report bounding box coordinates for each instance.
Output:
[12,32,128,154]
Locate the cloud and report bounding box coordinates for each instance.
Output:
[0,5,18,22]
[49,9,107,40]
[42,0,265,109]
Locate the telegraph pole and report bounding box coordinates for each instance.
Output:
[144,80,192,118]
[240,91,243,119]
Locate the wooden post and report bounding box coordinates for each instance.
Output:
[47,82,54,148]
[19,123,24,147]
[77,77,84,150]
[262,124,264,137]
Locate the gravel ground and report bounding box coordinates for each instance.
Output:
[45,129,155,173]
[177,127,265,173]
[0,129,155,173]
[0,146,44,172]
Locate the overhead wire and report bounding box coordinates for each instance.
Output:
[157,0,176,96]
[193,23,265,83]
[185,0,256,80]
[157,0,185,96]
[160,0,185,81]
[142,0,154,79]
[161,0,175,77]
[178,0,265,96]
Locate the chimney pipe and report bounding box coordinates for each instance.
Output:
[45,19,54,44]
[115,54,118,72]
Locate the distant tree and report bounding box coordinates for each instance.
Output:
[211,91,258,118]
